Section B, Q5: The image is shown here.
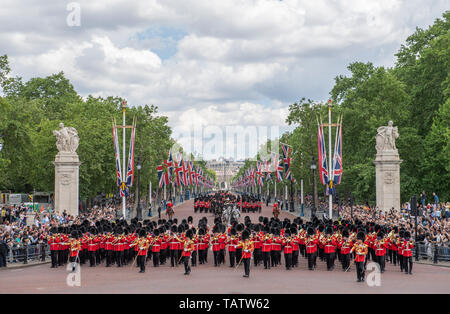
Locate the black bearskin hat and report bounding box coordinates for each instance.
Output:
[242,229,250,241]
[357,231,365,241]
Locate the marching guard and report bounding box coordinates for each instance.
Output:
[237,230,254,278]
[350,231,368,282]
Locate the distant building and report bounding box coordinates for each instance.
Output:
[206,158,245,189]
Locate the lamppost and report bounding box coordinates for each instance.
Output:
[310,156,317,218]
[289,179,294,212]
[136,162,142,221]
[411,195,419,262]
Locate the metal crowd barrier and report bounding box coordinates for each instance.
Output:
[5,244,50,265]
[413,243,450,263]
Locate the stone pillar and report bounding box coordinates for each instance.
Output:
[373,121,401,211]
[53,152,81,217]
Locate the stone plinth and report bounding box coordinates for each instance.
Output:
[373,150,402,212]
[53,152,81,217]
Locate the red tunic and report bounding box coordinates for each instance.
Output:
[262,237,272,252]
[306,237,318,254]
[401,241,414,257]
[282,239,293,254]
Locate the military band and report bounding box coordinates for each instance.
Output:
[46,194,416,283]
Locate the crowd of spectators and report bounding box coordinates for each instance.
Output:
[0,203,122,267]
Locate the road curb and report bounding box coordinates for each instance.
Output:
[415,261,450,268]
[2,260,50,270]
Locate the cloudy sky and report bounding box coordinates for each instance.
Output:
[1,0,447,160]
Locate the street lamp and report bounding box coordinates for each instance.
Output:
[310,156,317,218]
[411,195,419,262]
[136,162,142,221]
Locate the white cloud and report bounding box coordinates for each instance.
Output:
[1,0,448,158]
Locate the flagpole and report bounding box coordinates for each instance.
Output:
[328,100,332,219]
[149,180,152,216]
[274,180,277,200]
[122,101,127,219]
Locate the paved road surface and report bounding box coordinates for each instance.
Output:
[1,199,449,294]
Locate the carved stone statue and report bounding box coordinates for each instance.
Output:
[53,123,79,153]
[376,121,399,153]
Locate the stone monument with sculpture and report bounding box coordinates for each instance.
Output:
[53,123,81,217]
[373,121,402,211]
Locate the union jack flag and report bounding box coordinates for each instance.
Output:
[157,164,169,188]
[317,123,329,186]
[125,122,136,187]
[173,158,184,187]
[256,162,264,186]
[182,160,190,186]
[281,143,292,181]
[112,123,122,187]
[189,162,195,186]
[163,149,173,185]
[276,160,284,182]
[332,122,343,185]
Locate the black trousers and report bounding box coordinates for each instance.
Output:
[105,250,112,266]
[325,252,335,270]
[284,252,292,270]
[61,249,67,265]
[243,257,250,276]
[342,254,350,270]
[219,249,225,264]
[403,256,413,274]
[399,254,404,271]
[80,250,86,264]
[184,256,191,274]
[392,250,397,265]
[292,250,299,267]
[153,252,160,267]
[271,251,277,266]
[160,249,166,264]
[263,251,271,269]
[213,251,219,266]
[229,251,236,267]
[254,248,261,266]
[138,255,146,272]
[300,245,306,257]
[89,251,96,267]
[191,251,197,266]
[307,252,316,270]
[58,250,64,266]
[116,251,123,267]
[376,255,385,272]
[50,250,58,267]
[170,249,178,267]
[198,249,204,264]
[356,261,365,281]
